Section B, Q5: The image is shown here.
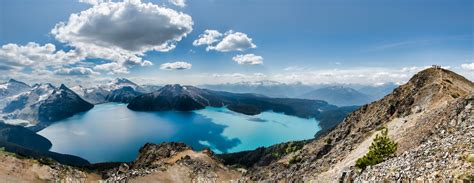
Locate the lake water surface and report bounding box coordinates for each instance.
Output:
[38,103,320,163]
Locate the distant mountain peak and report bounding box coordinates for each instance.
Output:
[59,84,69,90]
[113,78,135,85]
[7,79,28,86]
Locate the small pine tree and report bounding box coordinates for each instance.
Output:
[355,128,397,169]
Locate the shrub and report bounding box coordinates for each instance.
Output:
[325,138,333,145]
[285,142,303,154]
[355,128,397,169]
[288,156,301,164]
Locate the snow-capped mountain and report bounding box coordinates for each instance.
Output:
[0,79,32,102]
[72,78,147,104]
[1,83,93,131]
[71,85,109,104]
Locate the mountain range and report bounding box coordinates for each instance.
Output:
[71,78,150,104]
[0,68,472,182]
[299,86,374,106]
[202,81,397,106]
[128,84,357,131]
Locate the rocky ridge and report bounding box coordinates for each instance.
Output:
[236,68,474,181]
[351,93,473,181]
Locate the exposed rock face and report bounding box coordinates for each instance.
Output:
[233,68,474,181]
[132,142,192,169]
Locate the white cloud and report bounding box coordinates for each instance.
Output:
[169,0,186,7]
[94,62,130,74]
[52,0,193,73]
[78,0,111,5]
[54,67,100,76]
[272,65,454,85]
[461,63,474,71]
[211,73,266,78]
[0,42,83,71]
[207,31,256,52]
[160,61,192,70]
[232,54,263,65]
[193,30,223,46]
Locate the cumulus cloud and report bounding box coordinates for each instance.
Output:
[232,54,263,65]
[52,0,193,73]
[78,0,111,5]
[193,30,257,52]
[461,63,474,71]
[54,67,100,76]
[208,31,257,52]
[169,0,186,7]
[192,30,223,46]
[0,42,83,71]
[160,61,192,70]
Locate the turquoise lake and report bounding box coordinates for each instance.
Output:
[38,103,321,163]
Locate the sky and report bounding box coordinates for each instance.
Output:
[0,0,473,86]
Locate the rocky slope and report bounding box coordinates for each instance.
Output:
[0,148,99,182]
[235,68,474,182]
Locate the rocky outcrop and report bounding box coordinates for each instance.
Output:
[105,142,242,182]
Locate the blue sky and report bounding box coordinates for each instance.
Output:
[0,0,473,86]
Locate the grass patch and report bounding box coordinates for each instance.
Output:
[0,147,16,157]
